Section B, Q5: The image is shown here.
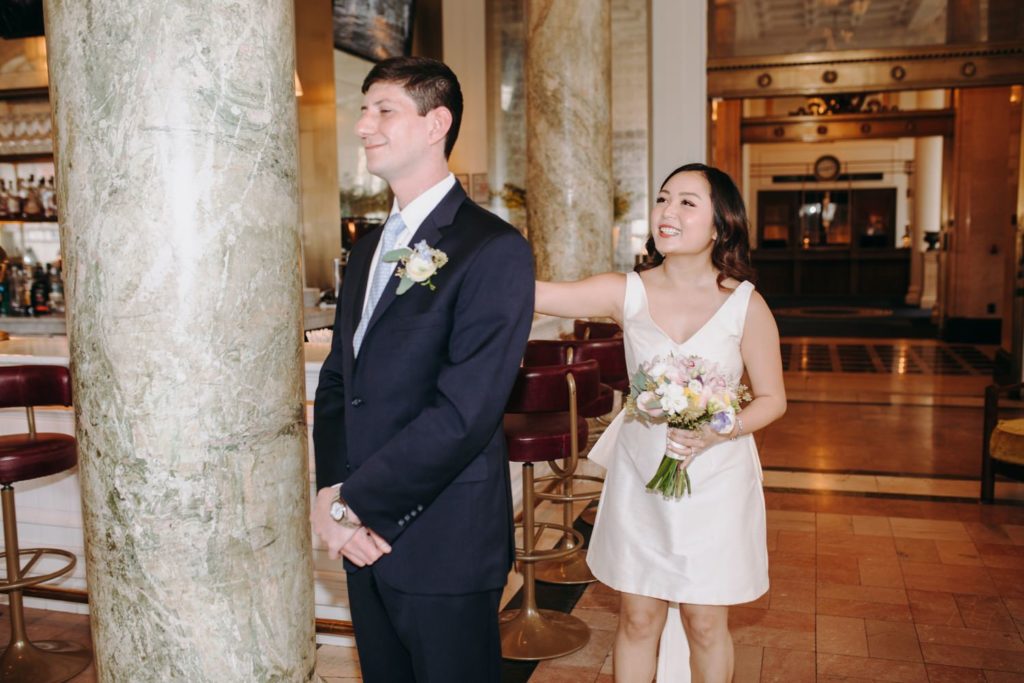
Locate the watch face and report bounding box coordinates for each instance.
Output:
[814,155,840,181]
[329,500,345,522]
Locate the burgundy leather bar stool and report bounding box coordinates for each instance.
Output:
[501,359,600,661]
[525,338,628,528]
[524,340,614,419]
[573,319,622,341]
[569,337,628,527]
[0,365,90,683]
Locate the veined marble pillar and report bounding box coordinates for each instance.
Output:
[43,2,316,681]
[911,90,945,309]
[526,0,612,281]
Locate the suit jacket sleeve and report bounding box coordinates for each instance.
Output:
[312,297,349,491]
[341,231,535,542]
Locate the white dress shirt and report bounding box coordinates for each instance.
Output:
[360,173,457,314]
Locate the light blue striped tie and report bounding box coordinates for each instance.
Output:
[353,213,406,356]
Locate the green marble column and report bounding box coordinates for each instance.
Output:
[43,1,316,680]
[526,0,613,281]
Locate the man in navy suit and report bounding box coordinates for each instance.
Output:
[311,56,534,682]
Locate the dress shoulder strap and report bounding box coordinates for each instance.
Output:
[622,271,645,320]
[732,281,756,338]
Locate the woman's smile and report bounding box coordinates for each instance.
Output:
[658,225,681,238]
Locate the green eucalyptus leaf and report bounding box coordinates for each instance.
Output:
[396,276,415,295]
[383,247,413,263]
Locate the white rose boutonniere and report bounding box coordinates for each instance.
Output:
[383,240,449,295]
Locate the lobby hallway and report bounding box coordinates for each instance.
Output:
[6,337,1024,682]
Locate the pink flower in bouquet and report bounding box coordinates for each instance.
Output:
[636,391,664,418]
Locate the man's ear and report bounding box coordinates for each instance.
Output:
[426,107,453,148]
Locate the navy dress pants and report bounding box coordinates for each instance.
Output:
[347,567,503,682]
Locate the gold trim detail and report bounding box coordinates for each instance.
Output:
[742,110,955,144]
[709,43,1024,98]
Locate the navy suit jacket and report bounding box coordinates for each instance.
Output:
[313,183,534,595]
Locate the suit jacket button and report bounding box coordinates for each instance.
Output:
[350,398,364,407]
[398,520,405,527]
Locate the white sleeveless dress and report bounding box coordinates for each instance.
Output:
[586,272,769,681]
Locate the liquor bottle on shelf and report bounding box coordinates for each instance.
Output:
[42,177,57,220]
[5,178,20,218]
[20,264,33,315]
[0,180,8,219]
[7,266,26,316]
[31,263,49,315]
[47,263,63,313]
[22,175,42,220]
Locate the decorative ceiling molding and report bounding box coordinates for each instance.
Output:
[787,93,900,116]
[708,42,1024,99]
[741,109,955,144]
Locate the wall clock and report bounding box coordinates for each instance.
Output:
[813,155,841,181]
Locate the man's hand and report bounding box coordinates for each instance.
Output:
[311,487,392,566]
[339,527,392,567]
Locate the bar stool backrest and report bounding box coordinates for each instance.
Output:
[505,359,600,414]
[569,338,627,386]
[523,339,571,367]
[0,365,72,409]
[573,319,622,340]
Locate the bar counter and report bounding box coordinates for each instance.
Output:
[0,306,339,337]
[0,315,568,638]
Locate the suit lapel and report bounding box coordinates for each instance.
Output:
[342,230,378,376]
[362,182,467,343]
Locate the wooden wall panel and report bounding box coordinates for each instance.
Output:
[295,0,341,291]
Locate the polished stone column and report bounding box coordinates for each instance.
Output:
[911,90,945,308]
[43,2,316,680]
[526,0,612,281]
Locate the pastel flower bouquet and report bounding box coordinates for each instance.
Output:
[625,353,751,500]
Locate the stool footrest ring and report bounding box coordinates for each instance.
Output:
[0,548,76,593]
[513,522,585,563]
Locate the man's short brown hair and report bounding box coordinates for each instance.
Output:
[362,56,463,158]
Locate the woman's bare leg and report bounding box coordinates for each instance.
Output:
[679,603,732,683]
[614,592,669,682]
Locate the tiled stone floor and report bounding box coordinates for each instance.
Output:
[27,492,1023,682]
[5,335,1023,681]
[781,340,995,376]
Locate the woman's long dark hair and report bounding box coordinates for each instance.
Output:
[636,163,756,289]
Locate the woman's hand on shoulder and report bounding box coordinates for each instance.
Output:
[535,272,627,323]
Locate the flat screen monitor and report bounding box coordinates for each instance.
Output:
[333,0,415,63]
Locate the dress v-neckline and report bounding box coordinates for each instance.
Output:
[635,274,745,347]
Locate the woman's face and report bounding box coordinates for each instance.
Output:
[650,171,716,257]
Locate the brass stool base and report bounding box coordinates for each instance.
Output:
[535,547,596,585]
[1,639,92,683]
[500,607,590,661]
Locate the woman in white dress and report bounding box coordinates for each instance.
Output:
[536,164,786,682]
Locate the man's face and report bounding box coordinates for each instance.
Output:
[356,82,433,185]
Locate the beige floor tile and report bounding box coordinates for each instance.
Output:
[865,619,922,662]
[889,518,971,542]
[817,614,868,656]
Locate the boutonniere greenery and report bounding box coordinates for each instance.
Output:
[383,240,449,295]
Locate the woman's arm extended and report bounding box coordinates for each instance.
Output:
[535,272,627,323]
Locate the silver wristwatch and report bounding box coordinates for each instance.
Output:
[329,494,361,530]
